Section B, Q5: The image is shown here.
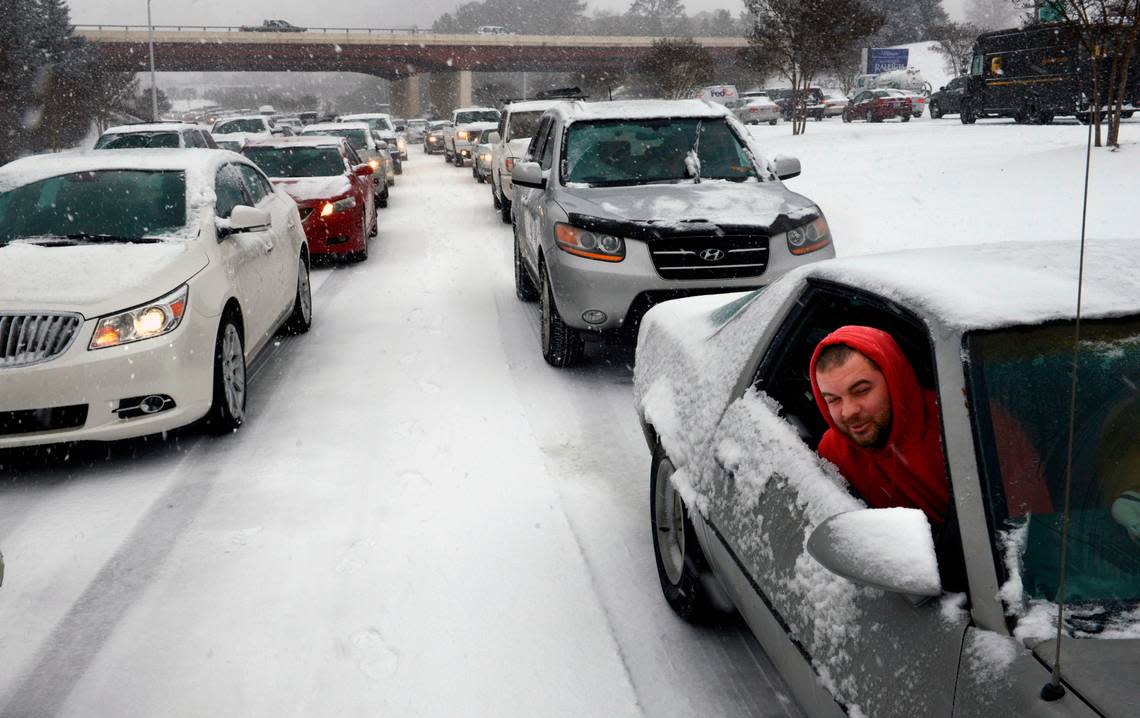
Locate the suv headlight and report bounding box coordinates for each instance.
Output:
[785,216,831,255]
[555,223,625,262]
[457,130,469,141]
[90,285,188,350]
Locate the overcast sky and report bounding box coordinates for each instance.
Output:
[68,0,964,30]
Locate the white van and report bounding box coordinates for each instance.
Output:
[693,85,740,108]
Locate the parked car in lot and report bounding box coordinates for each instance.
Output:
[424,121,451,154]
[444,107,501,163]
[807,91,849,120]
[765,87,825,120]
[300,122,392,204]
[510,99,833,367]
[892,89,928,118]
[634,239,1140,718]
[489,99,563,224]
[95,123,218,150]
[734,96,781,125]
[242,136,376,262]
[471,129,496,183]
[843,89,912,122]
[0,150,312,448]
[930,76,968,119]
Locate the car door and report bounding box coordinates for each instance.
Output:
[698,283,969,718]
[516,115,554,267]
[215,163,274,350]
[237,163,296,323]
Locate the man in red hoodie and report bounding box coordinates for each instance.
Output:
[808,325,951,526]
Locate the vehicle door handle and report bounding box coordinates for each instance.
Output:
[265,244,274,254]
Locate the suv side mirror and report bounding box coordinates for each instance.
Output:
[772,154,801,180]
[354,163,374,176]
[512,161,545,189]
[488,131,501,144]
[807,508,941,597]
[219,205,271,236]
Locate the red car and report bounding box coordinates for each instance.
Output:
[843,89,913,123]
[243,136,377,261]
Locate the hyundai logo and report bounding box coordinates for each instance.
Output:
[699,248,726,262]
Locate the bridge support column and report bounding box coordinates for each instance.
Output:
[390,75,422,118]
[458,70,473,108]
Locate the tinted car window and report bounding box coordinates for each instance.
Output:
[215,119,267,134]
[243,146,347,178]
[94,132,181,149]
[304,128,368,151]
[540,122,557,170]
[526,117,551,162]
[237,165,273,204]
[506,111,544,141]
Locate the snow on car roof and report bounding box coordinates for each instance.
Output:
[561,99,732,122]
[243,136,348,149]
[215,115,269,123]
[805,240,1140,330]
[503,99,565,113]
[463,121,500,131]
[101,123,199,134]
[339,113,391,120]
[453,106,499,113]
[303,122,369,132]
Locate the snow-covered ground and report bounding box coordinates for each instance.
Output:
[1,117,1135,716]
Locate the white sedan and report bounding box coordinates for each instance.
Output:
[734,97,781,125]
[0,150,312,448]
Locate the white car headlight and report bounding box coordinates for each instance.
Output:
[785,216,832,256]
[89,285,188,350]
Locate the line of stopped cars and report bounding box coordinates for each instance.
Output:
[445,94,1140,716]
[0,111,410,449]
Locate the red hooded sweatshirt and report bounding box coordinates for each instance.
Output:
[809,326,950,525]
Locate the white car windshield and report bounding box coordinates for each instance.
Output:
[563,118,757,186]
[0,170,188,245]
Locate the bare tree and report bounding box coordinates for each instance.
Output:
[634,37,713,98]
[744,0,884,135]
[930,22,984,77]
[966,0,1024,30]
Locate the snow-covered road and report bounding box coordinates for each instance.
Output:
[0,151,799,717]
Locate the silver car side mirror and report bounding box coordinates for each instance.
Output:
[773,154,801,180]
[220,205,272,236]
[806,508,942,597]
[512,161,545,189]
[488,131,501,144]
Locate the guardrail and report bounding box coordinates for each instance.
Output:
[74,24,435,35]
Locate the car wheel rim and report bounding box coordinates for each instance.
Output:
[654,459,685,585]
[298,259,311,322]
[222,324,245,419]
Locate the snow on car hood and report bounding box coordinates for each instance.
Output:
[0,241,208,317]
[271,176,352,203]
[562,181,818,231]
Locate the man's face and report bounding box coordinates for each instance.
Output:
[816,352,893,449]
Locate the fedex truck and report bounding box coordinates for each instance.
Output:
[694,85,740,108]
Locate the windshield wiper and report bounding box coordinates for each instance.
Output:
[64,233,161,244]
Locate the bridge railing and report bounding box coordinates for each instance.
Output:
[74,24,436,35]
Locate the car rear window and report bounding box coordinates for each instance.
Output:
[215,119,265,134]
[507,111,543,141]
[455,110,500,124]
[0,170,187,245]
[304,129,368,151]
[94,132,181,149]
[243,146,346,177]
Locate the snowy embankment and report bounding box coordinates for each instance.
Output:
[749,119,1137,257]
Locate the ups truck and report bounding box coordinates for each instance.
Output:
[961,23,1139,124]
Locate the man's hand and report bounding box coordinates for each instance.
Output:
[1111,491,1140,545]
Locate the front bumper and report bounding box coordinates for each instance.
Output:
[546,235,834,333]
[297,202,366,256]
[0,303,217,448]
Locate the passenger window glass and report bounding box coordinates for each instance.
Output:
[238,165,272,204]
[526,117,550,162]
[540,123,556,170]
[214,165,248,219]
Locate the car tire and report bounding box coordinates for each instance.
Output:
[930,102,942,119]
[902,113,910,122]
[842,110,852,123]
[651,443,715,622]
[454,153,464,167]
[395,164,403,175]
[768,119,777,125]
[500,196,512,225]
[514,229,538,302]
[540,263,583,367]
[492,181,501,209]
[369,212,378,237]
[349,214,369,263]
[960,102,977,124]
[378,185,389,209]
[283,255,313,334]
[204,315,246,434]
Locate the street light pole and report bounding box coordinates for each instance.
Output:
[147,0,158,121]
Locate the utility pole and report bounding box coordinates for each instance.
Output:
[147,0,159,120]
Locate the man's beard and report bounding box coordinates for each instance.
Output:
[840,415,891,449]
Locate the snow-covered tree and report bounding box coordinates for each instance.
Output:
[626,0,687,36]
[965,0,1023,30]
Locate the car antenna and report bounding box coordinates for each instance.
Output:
[1040,92,1096,705]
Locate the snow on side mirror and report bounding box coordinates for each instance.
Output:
[219,205,272,236]
[488,131,501,144]
[806,508,941,597]
[773,155,801,180]
[512,161,545,189]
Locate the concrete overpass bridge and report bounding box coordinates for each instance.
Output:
[75,26,748,115]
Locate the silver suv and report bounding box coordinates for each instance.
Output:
[510,99,836,367]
